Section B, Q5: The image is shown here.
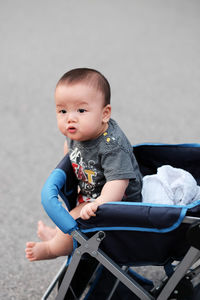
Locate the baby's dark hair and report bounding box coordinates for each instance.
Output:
[57,68,111,106]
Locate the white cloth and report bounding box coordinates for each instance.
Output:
[142,165,200,205]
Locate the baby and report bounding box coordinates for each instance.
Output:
[25,68,142,261]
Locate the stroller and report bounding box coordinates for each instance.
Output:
[41,143,200,300]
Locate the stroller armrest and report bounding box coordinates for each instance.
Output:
[41,168,78,234]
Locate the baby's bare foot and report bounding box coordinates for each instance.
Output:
[25,241,56,261]
[37,220,56,241]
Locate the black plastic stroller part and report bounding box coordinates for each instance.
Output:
[187,222,200,250]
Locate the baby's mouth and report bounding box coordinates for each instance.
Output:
[67,126,77,133]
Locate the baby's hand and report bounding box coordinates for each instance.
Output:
[80,202,99,220]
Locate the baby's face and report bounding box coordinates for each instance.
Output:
[55,82,111,141]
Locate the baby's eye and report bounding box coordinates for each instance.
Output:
[78,109,86,113]
[60,109,67,114]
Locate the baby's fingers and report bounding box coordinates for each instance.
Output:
[80,206,96,220]
[82,209,96,220]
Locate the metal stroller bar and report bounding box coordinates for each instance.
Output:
[157,246,200,300]
[183,216,200,224]
[41,258,68,300]
[106,266,129,300]
[56,229,154,300]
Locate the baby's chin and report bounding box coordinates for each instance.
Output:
[67,131,102,142]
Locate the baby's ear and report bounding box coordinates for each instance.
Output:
[103,105,111,123]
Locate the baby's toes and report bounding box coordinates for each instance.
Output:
[25,242,36,258]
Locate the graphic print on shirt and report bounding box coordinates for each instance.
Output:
[70,147,98,198]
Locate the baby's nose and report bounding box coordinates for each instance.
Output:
[67,111,77,122]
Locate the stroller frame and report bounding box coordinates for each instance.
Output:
[41,143,200,300]
[42,216,200,300]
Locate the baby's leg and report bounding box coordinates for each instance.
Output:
[37,220,57,241]
[26,202,88,261]
[26,227,73,261]
[37,201,86,242]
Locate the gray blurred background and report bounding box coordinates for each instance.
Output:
[0,0,200,299]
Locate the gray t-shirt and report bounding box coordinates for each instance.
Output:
[67,119,142,202]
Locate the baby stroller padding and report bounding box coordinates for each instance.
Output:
[77,201,200,266]
[41,144,200,300]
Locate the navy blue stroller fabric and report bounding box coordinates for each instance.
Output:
[77,201,200,266]
[133,143,200,184]
[41,143,200,266]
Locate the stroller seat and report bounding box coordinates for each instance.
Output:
[41,144,200,300]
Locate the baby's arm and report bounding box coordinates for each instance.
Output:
[80,179,129,219]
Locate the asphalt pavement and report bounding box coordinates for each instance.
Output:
[0,1,200,299]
